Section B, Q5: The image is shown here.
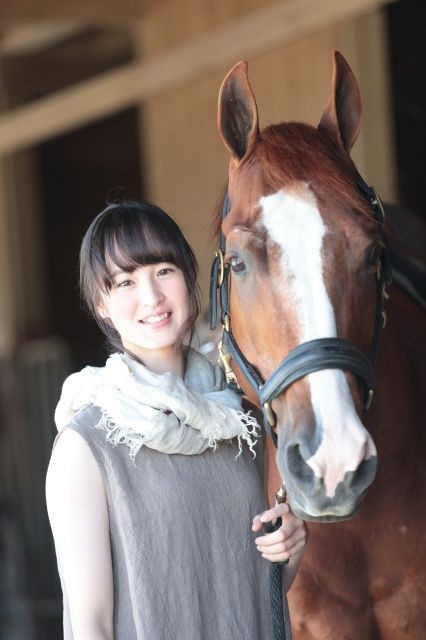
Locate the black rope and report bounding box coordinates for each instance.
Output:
[264,518,289,640]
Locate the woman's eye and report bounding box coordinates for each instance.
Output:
[157,267,174,277]
[230,256,246,274]
[116,280,132,288]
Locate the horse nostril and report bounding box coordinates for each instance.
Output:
[348,456,377,494]
[285,443,314,484]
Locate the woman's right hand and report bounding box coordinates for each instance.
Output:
[252,502,308,591]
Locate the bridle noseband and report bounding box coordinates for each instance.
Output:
[209,176,391,446]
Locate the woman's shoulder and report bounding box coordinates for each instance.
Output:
[54,403,103,442]
[51,403,103,453]
[47,420,104,500]
[67,402,104,430]
[50,404,107,476]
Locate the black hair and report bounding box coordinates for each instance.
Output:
[79,201,200,354]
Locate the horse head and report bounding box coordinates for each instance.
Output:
[216,52,387,522]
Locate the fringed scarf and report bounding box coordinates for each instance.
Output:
[55,348,259,459]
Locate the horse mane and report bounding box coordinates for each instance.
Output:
[213,121,374,240]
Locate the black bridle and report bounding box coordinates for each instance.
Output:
[209,175,391,447]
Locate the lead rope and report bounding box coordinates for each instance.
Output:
[263,484,290,640]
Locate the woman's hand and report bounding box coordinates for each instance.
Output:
[252,503,307,562]
[252,503,308,590]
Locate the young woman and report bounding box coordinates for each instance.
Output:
[46,201,307,640]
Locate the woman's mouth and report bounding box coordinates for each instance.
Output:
[139,311,172,327]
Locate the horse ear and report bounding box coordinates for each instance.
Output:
[318,51,362,154]
[218,61,259,162]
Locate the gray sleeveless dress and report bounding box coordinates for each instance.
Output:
[55,371,292,639]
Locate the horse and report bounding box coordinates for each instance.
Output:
[212,52,426,639]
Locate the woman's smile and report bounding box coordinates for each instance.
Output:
[138,310,172,327]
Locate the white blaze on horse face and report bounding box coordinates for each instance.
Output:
[259,187,376,498]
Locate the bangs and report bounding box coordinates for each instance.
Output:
[89,204,187,292]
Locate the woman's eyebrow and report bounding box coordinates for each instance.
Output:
[110,268,130,278]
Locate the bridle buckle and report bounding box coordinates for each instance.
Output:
[223,313,230,333]
[218,340,240,389]
[215,250,225,287]
[263,401,277,427]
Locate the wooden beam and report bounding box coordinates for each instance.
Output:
[0,0,148,22]
[0,0,396,156]
[0,23,85,56]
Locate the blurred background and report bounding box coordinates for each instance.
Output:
[0,0,424,638]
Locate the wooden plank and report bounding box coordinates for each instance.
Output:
[0,23,85,56]
[0,0,148,21]
[0,0,396,156]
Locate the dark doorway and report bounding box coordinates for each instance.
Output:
[386,0,426,218]
[39,108,143,370]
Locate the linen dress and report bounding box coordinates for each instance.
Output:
[53,357,292,639]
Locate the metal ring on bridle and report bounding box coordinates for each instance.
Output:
[223,313,230,333]
[263,402,276,427]
[215,250,225,287]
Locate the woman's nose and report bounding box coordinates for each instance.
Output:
[139,279,164,308]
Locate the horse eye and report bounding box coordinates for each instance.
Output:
[230,256,247,274]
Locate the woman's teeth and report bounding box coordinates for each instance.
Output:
[141,312,170,324]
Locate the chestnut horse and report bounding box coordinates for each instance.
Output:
[213,52,426,638]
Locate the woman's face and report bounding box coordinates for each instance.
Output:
[99,259,190,360]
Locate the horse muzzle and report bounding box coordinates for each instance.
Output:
[277,425,378,522]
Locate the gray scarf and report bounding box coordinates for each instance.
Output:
[55,348,259,459]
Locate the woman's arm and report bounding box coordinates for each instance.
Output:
[252,503,309,592]
[46,429,114,639]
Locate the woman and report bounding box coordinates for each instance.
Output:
[46,201,307,639]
